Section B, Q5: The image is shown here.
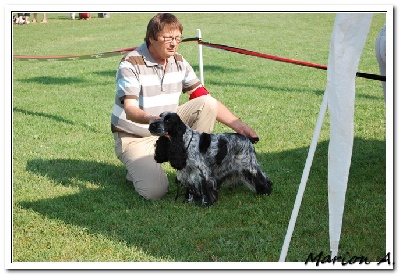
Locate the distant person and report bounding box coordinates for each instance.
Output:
[68,13,76,20]
[32,13,47,23]
[375,24,386,101]
[79,13,91,20]
[15,13,30,24]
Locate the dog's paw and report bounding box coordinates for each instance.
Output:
[256,178,273,195]
[185,192,196,203]
[184,189,201,204]
[200,189,218,207]
[200,195,213,207]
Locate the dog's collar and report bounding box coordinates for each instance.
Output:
[186,129,194,151]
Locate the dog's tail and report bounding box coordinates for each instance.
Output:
[248,137,259,144]
[255,170,273,195]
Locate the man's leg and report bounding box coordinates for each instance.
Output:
[114,133,169,200]
[177,95,218,133]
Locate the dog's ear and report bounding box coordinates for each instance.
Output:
[168,136,188,170]
[154,136,171,163]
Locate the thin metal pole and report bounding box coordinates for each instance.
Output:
[196,29,204,85]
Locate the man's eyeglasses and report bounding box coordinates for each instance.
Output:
[162,36,183,44]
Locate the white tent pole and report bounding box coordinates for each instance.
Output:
[196,29,204,85]
[279,90,328,262]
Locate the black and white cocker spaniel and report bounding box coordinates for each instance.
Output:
[149,112,273,206]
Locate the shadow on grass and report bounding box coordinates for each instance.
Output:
[13,107,100,133]
[93,69,116,77]
[20,137,386,262]
[18,76,86,85]
[13,107,75,125]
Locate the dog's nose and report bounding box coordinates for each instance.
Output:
[148,122,158,134]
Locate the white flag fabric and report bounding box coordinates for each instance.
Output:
[327,13,373,256]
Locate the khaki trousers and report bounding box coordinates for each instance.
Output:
[113,95,217,200]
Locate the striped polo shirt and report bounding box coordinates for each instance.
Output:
[111,43,201,137]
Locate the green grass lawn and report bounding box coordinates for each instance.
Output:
[10,12,387,265]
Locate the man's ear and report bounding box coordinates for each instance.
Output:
[148,36,156,45]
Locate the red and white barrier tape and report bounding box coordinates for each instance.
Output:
[13,37,385,81]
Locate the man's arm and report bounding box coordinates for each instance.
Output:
[124,98,158,124]
[215,100,259,142]
[187,85,259,142]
